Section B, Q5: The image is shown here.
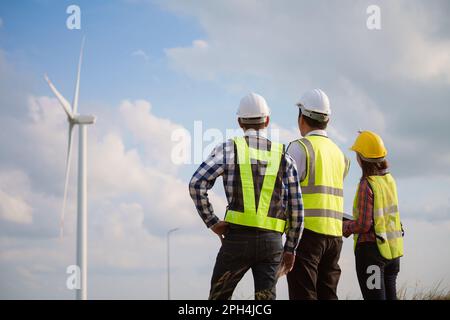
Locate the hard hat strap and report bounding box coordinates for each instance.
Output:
[298,105,329,122]
[239,116,267,124]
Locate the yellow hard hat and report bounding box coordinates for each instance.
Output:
[350,131,387,160]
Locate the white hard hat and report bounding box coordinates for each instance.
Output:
[237,92,270,124]
[296,88,331,122]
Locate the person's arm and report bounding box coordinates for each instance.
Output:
[189,142,227,229]
[286,141,307,182]
[343,179,374,237]
[279,153,304,275]
[284,154,304,252]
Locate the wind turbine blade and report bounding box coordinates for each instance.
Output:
[60,123,74,238]
[73,36,85,115]
[44,74,74,119]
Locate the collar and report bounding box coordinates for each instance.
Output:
[305,129,328,137]
[244,129,268,139]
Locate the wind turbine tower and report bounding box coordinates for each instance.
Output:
[45,37,95,300]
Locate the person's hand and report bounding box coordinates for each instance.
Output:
[211,221,229,243]
[342,220,352,238]
[278,251,295,277]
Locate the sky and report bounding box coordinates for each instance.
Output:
[0,0,450,299]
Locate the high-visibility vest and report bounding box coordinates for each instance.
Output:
[297,135,347,236]
[353,174,404,260]
[225,136,287,233]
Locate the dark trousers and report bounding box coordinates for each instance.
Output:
[209,225,283,300]
[287,229,343,300]
[355,242,400,300]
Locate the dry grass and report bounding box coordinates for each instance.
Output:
[211,267,450,300]
[398,280,450,300]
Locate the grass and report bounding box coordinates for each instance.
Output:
[398,281,450,300]
[210,267,450,300]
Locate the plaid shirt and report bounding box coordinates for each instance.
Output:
[343,178,376,242]
[189,130,304,254]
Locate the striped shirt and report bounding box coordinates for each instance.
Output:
[343,178,376,242]
[189,130,304,253]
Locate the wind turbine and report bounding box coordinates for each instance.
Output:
[45,37,95,300]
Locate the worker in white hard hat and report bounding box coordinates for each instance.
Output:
[286,89,350,300]
[189,92,304,300]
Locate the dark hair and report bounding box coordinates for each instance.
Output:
[360,157,389,177]
[299,110,328,130]
[239,118,267,131]
[241,123,266,130]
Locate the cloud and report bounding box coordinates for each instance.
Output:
[162,0,450,178]
[119,99,185,172]
[164,0,450,84]
[166,39,214,80]
[9,95,211,236]
[0,59,227,297]
[0,190,32,224]
[270,123,298,144]
[131,49,150,63]
[0,167,61,238]
[0,170,33,224]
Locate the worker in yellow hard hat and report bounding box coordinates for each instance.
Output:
[343,131,404,300]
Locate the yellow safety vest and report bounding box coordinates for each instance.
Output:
[353,174,404,260]
[297,135,347,236]
[225,137,287,233]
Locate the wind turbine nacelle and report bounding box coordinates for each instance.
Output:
[73,114,96,124]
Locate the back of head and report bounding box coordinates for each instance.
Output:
[296,88,331,130]
[351,130,389,176]
[359,157,389,177]
[351,130,387,160]
[237,92,271,129]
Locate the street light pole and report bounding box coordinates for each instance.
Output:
[167,228,179,300]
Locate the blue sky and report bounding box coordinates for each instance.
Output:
[0,1,206,115]
[9,1,271,127]
[1,0,450,299]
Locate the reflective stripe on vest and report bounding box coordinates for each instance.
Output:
[297,136,346,236]
[353,173,404,260]
[225,137,286,233]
